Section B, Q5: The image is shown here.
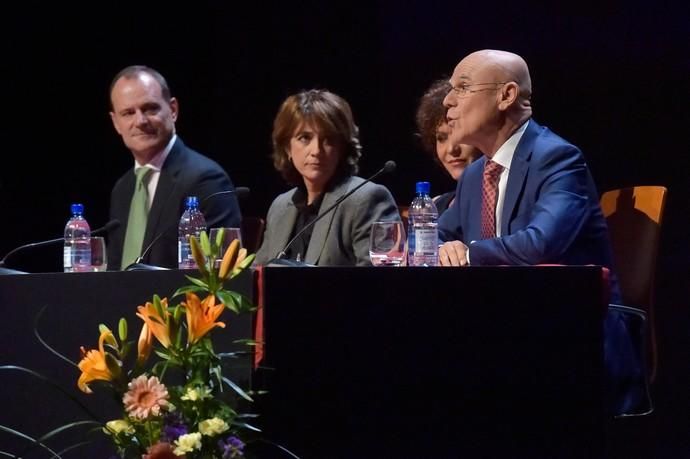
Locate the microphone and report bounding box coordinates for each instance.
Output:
[0,219,121,268]
[125,187,250,271]
[201,186,250,205]
[124,229,172,271]
[273,160,397,262]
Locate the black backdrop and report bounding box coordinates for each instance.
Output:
[1,1,689,456]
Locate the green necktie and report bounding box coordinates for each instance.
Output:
[122,167,153,268]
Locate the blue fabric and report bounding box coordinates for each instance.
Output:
[438,120,645,415]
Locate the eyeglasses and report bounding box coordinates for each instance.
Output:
[449,82,508,97]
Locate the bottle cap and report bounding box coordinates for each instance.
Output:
[70,203,84,215]
[184,196,199,209]
[415,181,430,195]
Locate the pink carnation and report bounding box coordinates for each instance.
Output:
[123,375,169,420]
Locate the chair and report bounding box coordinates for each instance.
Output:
[241,216,266,254]
[600,186,667,383]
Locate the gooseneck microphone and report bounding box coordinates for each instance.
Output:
[125,230,172,271]
[0,219,121,268]
[274,160,397,261]
[201,186,250,205]
[125,187,250,271]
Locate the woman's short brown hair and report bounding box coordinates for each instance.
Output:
[415,79,451,156]
[271,89,362,185]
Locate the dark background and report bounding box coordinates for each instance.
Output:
[0,1,688,455]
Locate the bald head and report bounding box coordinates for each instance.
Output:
[444,49,533,155]
[463,50,532,111]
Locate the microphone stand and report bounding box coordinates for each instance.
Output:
[270,161,396,265]
[0,220,120,270]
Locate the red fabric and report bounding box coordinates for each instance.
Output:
[253,265,264,368]
[480,160,503,239]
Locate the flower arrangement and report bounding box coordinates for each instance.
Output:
[76,229,256,458]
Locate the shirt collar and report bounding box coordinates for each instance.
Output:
[491,120,529,171]
[133,134,177,172]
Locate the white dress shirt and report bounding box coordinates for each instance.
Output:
[133,134,176,209]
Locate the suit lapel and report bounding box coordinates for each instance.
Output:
[501,120,540,235]
[143,140,182,246]
[304,178,350,264]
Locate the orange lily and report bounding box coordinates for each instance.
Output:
[77,330,120,393]
[183,292,226,344]
[137,322,153,365]
[136,298,172,348]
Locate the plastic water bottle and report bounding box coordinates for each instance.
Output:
[407,181,439,266]
[63,203,92,272]
[178,196,207,269]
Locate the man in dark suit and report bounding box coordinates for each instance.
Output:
[437,50,645,416]
[107,66,240,270]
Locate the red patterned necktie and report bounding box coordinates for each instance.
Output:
[480,160,504,239]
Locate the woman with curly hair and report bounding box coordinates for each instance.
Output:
[415,78,482,214]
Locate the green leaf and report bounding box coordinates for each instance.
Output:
[232,421,262,432]
[173,285,205,298]
[0,366,100,420]
[222,377,253,402]
[233,339,258,346]
[118,318,128,341]
[216,290,239,313]
[0,424,62,457]
[22,420,102,457]
[219,289,255,313]
[184,275,210,290]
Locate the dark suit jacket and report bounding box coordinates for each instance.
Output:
[438,119,620,299]
[108,137,241,270]
[255,176,400,266]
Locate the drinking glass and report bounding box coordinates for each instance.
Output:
[369,221,406,266]
[90,236,108,272]
[210,227,243,268]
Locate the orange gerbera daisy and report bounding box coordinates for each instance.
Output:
[123,374,169,420]
[77,330,120,393]
[136,298,172,348]
[183,292,226,344]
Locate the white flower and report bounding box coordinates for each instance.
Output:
[180,385,212,401]
[199,417,230,436]
[173,432,202,455]
[103,419,134,435]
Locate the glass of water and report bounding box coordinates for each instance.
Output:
[210,227,243,269]
[369,221,406,266]
[90,237,108,272]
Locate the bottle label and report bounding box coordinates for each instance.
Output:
[414,228,438,252]
[63,246,72,268]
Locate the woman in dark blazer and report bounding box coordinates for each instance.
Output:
[255,89,400,266]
